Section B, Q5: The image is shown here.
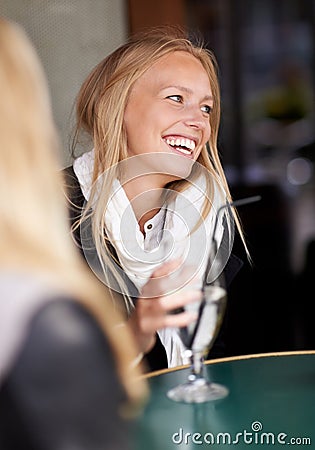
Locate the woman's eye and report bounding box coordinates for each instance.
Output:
[167,95,183,103]
[201,105,212,114]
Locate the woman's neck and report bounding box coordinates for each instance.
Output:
[122,175,167,234]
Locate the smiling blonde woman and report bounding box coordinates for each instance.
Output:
[64,25,247,372]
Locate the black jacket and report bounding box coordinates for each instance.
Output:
[0,298,132,450]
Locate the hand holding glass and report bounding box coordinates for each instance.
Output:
[167,281,229,403]
[166,195,262,403]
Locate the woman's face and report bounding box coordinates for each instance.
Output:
[123,51,213,185]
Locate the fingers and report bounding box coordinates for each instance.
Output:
[163,310,198,328]
[131,260,203,354]
[150,290,201,330]
[142,259,201,298]
[159,289,202,312]
[129,290,200,354]
[134,289,201,334]
[150,258,182,278]
[133,305,198,338]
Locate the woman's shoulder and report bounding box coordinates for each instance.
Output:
[0,298,130,450]
[7,296,116,374]
[4,297,125,411]
[62,165,85,207]
[26,298,109,350]
[62,150,94,206]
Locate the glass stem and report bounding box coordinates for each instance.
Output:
[190,350,205,381]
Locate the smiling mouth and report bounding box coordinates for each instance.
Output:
[164,137,196,156]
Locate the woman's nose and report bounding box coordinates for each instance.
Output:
[183,106,208,130]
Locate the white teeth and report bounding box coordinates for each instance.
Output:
[165,137,196,153]
[186,139,196,151]
[177,147,191,155]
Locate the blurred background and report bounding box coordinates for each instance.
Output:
[2,0,314,356]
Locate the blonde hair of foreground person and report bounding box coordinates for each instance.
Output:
[0,18,147,409]
[70,25,249,310]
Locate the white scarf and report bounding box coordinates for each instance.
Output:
[74,150,225,367]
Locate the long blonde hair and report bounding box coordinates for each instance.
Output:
[70,25,247,310]
[0,18,146,407]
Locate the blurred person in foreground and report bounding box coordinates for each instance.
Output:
[0,18,147,450]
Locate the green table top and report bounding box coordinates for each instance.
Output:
[133,352,315,450]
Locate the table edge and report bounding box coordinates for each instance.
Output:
[142,349,315,379]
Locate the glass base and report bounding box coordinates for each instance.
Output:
[167,377,229,403]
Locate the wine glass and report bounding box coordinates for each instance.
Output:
[166,195,261,403]
[166,279,229,403]
[165,196,231,404]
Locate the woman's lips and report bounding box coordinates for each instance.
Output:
[163,136,196,156]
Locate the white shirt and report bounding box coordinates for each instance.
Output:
[73,150,226,367]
